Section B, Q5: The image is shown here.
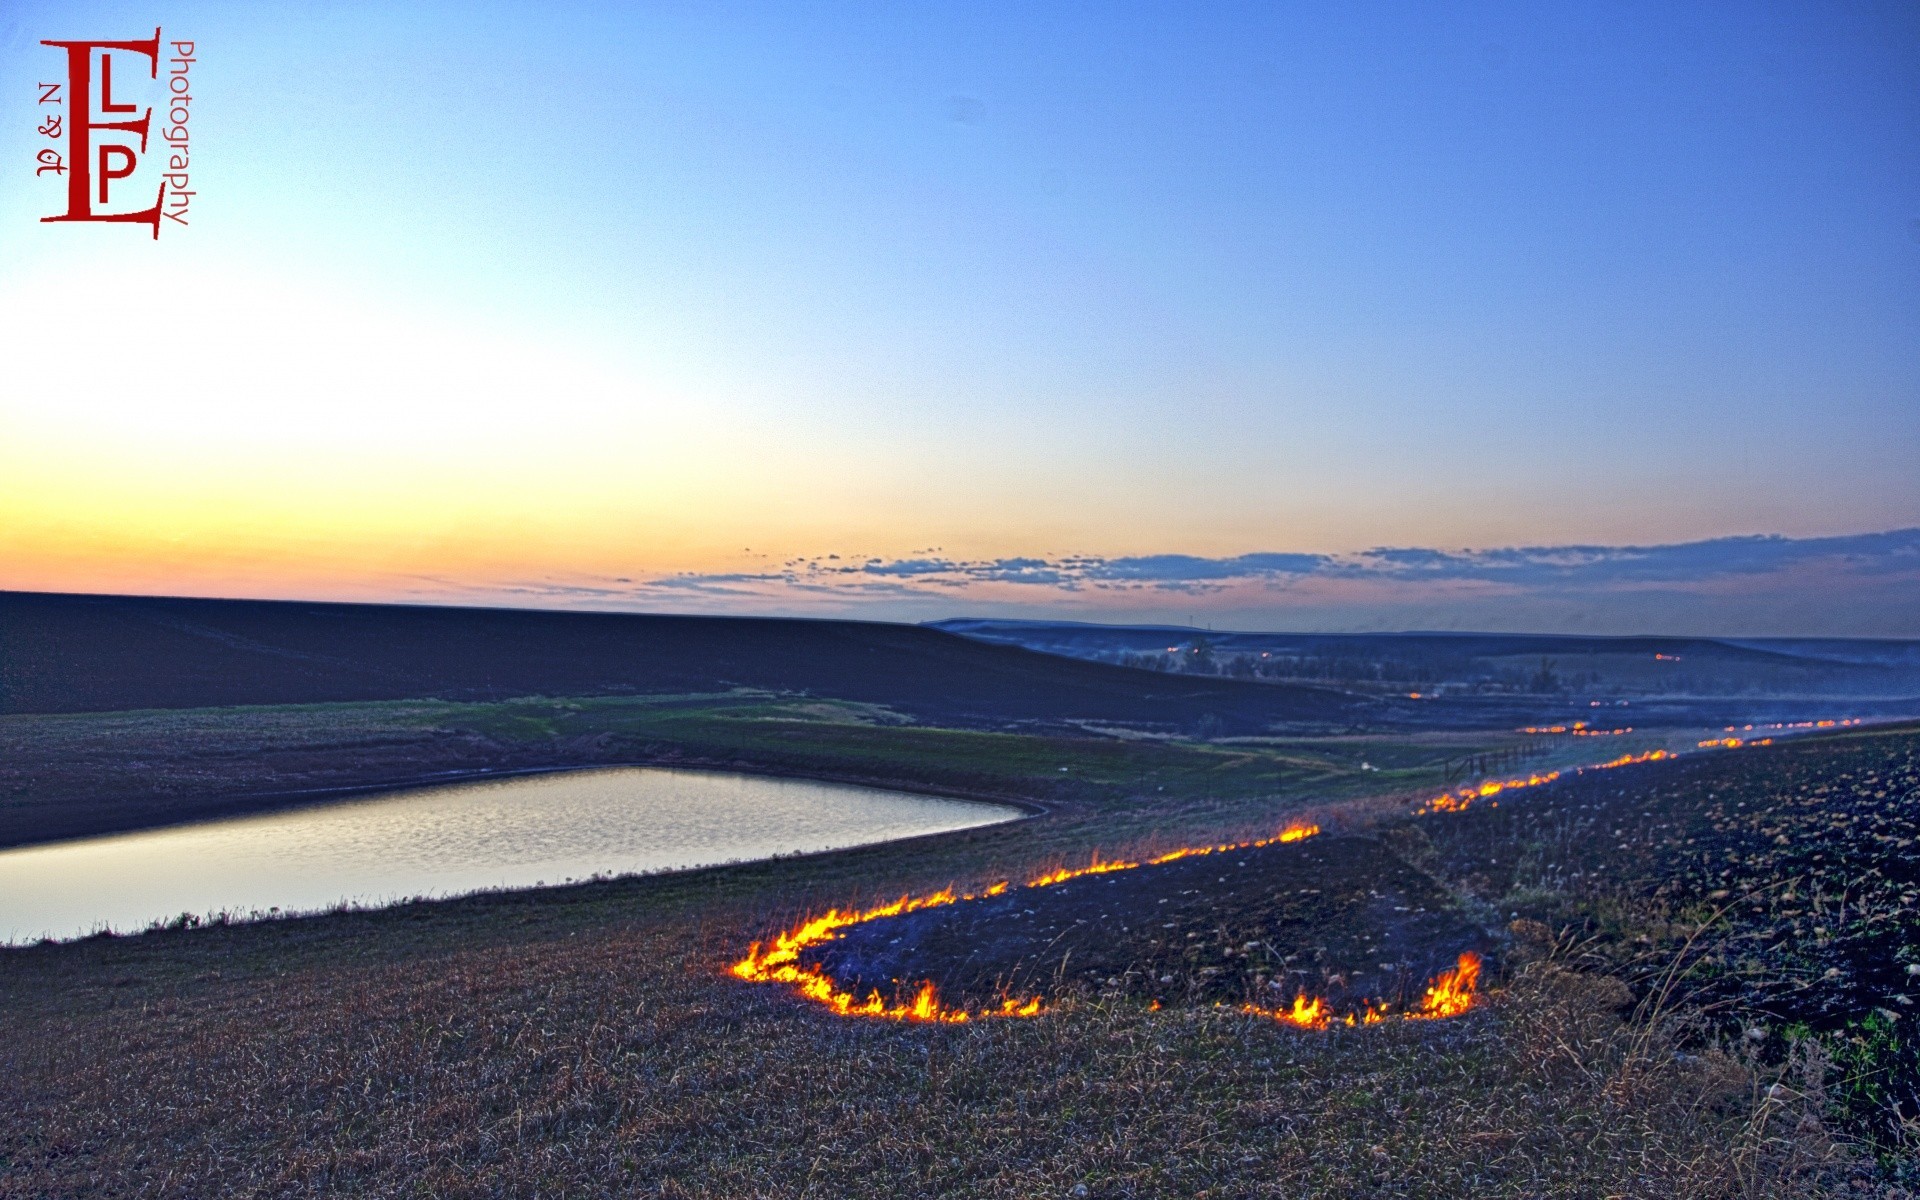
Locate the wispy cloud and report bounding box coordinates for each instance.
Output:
[405,528,1920,636]
[751,529,1920,595]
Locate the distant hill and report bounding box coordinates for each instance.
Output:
[0,592,1369,734]
[931,619,1920,702]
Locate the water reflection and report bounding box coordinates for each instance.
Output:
[0,767,1018,943]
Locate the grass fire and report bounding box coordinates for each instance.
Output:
[729,818,1494,1029]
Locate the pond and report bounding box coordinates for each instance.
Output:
[0,767,1020,944]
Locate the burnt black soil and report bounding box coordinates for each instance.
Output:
[0,591,1364,734]
[1417,728,1920,1026]
[804,833,1493,1015]
[1412,723,1920,1153]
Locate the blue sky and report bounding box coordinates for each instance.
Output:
[1,2,1916,633]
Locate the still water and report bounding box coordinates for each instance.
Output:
[0,767,1019,944]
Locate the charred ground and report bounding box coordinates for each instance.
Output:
[808,833,1491,1016]
[1409,723,1920,1156]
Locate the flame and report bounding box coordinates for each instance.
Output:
[1028,856,1140,888]
[1026,823,1323,887]
[1418,769,1565,814]
[1263,993,1330,1029]
[730,820,1324,1022]
[1410,951,1481,1019]
[1415,750,1673,815]
[728,890,1030,1023]
[1244,952,1482,1028]
[1695,721,1855,751]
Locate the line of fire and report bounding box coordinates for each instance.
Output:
[729,733,1830,1028]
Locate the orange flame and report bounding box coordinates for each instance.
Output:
[1410,951,1481,1019]
[1726,718,1859,733]
[1027,823,1323,888]
[1483,717,1856,814]
[728,891,1039,1023]
[1243,952,1483,1029]
[1266,993,1331,1029]
[1415,750,1673,816]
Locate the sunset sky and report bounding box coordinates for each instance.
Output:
[2,2,1916,634]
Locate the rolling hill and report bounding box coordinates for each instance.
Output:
[0,592,1367,734]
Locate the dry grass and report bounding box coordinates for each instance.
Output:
[0,886,1861,1199]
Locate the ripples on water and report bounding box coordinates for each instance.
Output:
[0,768,1019,944]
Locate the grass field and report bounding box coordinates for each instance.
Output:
[2,706,1911,1197]
[0,692,1541,849]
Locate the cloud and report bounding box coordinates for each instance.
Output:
[418,527,1920,636]
[751,529,1920,596]
[1337,529,1920,587]
[1081,553,1329,582]
[854,558,961,578]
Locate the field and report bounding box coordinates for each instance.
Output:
[0,692,1538,849]
[3,703,1914,1196]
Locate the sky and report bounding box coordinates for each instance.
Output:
[1,2,1916,635]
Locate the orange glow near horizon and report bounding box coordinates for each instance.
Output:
[8,263,1897,622]
[6,263,1522,610]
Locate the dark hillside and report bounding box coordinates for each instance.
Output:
[0,592,1364,732]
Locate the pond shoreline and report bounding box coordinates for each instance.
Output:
[0,766,1029,945]
[0,748,1055,854]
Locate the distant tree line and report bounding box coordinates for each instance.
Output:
[1101,639,1916,698]
[1109,642,1619,695]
